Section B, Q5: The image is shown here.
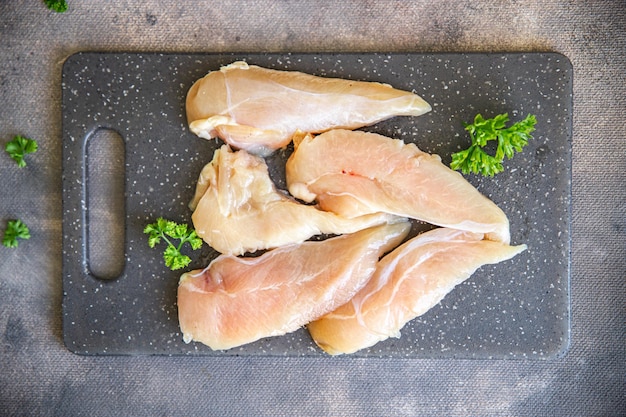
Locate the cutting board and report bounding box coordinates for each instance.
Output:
[62,52,572,357]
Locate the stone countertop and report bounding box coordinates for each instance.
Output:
[0,1,624,415]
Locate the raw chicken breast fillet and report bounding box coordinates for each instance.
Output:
[190,145,400,255]
[177,222,411,351]
[307,227,527,355]
[186,61,431,156]
[286,129,511,243]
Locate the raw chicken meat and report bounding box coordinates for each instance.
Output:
[286,129,511,243]
[190,144,400,255]
[177,222,411,351]
[307,227,527,355]
[186,61,431,156]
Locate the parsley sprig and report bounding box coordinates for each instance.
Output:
[43,0,68,13]
[2,220,31,248]
[144,218,203,270]
[5,135,38,168]
[451,113,537,177]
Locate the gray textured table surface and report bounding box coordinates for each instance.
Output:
[0,1,624,416]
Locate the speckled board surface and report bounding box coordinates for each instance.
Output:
[62,52,572,357]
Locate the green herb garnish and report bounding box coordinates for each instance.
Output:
[5,135,38,168]
[451,113,537,176]
[43,0,68,13]
[2,219,31,248]
[144,218,203,270]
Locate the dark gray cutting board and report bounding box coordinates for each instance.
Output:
[62,52,572,357]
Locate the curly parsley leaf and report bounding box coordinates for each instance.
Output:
[43,0,68,13]
[451,113,537,177]
[2,219,31,248]
[144,218,203,271]
[5,135,38,168]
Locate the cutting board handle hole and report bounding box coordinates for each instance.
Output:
[84,127,126,280]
